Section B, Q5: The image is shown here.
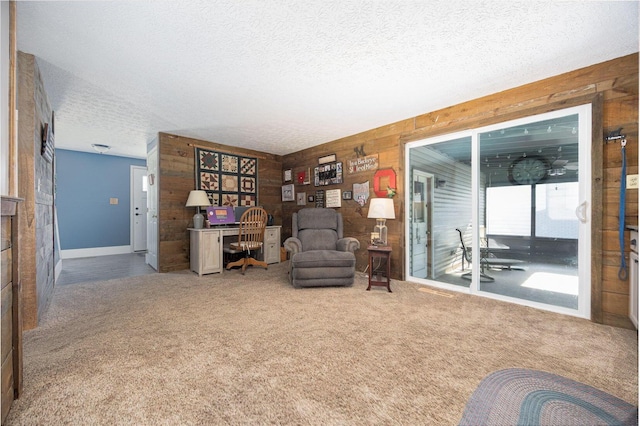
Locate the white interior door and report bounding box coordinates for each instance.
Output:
[131,165,147,252]
[146,146,158,270]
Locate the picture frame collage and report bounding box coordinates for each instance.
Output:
[282,154,384,208]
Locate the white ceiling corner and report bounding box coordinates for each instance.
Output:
[16,0,639,159]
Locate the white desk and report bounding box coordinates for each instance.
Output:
[189,226,281,276]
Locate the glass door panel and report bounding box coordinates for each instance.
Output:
[478,114,581,310]
[407,135,472,288]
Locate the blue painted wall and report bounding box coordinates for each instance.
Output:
[56,149,146,250]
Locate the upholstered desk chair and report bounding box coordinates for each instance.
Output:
[225,207,268,274]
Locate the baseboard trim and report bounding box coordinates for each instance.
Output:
[60,245,132,259]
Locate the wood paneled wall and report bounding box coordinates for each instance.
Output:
[157,133,283,273]
[1,197,22,423]
[281,53,638,329]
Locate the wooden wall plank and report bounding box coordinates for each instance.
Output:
[16,52,37,331]
[602,312,634,329]
[1,217,9,252]
[602,266,629,293]
[602,291,628,316]
[1,284,12,366]
[16,51,55,332]
[1,249,11,291]
[1,354,13,423]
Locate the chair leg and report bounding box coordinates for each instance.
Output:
[226,258,245,270]
[245,257,268,269]
[226,253,268,273]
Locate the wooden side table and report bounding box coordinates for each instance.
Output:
[367,245,392,292]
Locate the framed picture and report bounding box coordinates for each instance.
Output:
[282,184,295,202]
[314,162,343,186]
[318,153,336,164]
[283,169,292,182]
[325,189,341,208]
[297,192,306,205]
[297,168,311,185]
[307,194,315,203]
[196,148,259,208]
[342,190,352,200]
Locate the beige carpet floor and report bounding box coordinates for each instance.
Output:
[5,262,638,425]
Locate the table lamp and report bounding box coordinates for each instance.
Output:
[186,190,211,229]
[367,198,395,246]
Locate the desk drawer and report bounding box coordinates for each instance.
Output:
[264,242,280,264]
[265,229,279,243]
[263,227,280,264]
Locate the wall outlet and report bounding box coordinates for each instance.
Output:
[627,174,639,189]
[110,198,119,205]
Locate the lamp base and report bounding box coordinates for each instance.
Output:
[374,219,388,246]
[193,213,205,229]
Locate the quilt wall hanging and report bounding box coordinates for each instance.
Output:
[196,147,258,207]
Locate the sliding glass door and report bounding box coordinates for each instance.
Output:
[405,105,592,318]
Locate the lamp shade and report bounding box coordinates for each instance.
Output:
[367,198,395,219]
[185,190,211,207]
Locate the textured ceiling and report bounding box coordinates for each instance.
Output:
[16,1,639,159]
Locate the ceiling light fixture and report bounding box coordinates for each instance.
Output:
[92,144,111,154]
